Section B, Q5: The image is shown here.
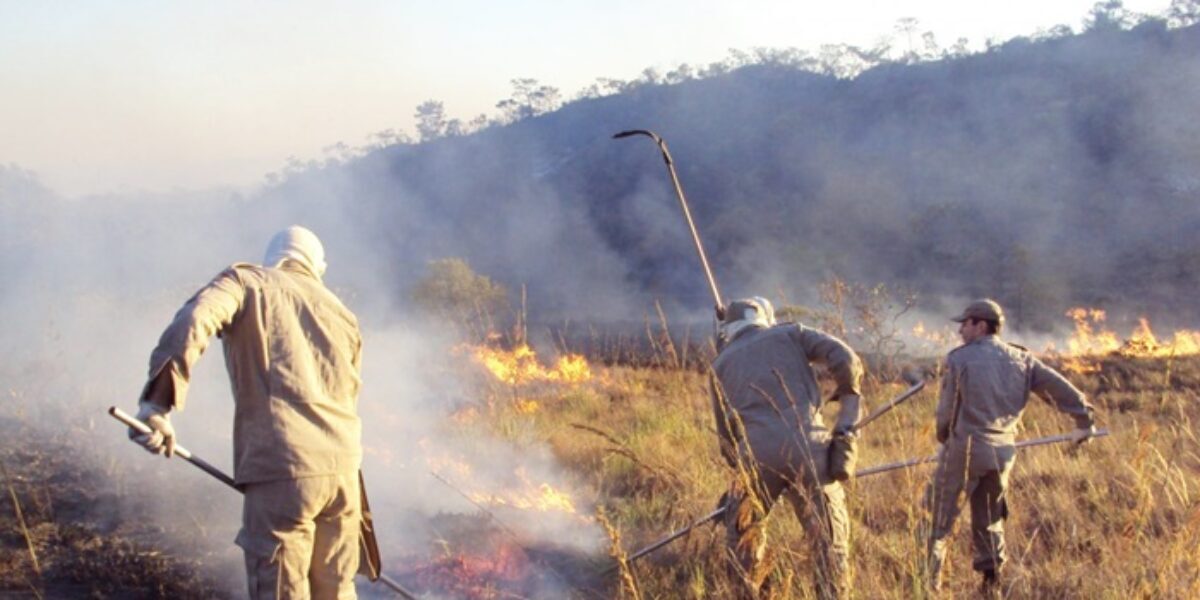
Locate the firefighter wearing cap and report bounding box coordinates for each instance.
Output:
[128,226,365,599]
[710,297,864,600]
[927,299,1097,593]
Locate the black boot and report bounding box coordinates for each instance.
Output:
[980,568,1000,597]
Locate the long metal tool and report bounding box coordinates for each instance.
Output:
[108,406,421,600]
[613,129,725,319]
[853,428,1111,478]
[850,371,926,434]
[600,506,726,576]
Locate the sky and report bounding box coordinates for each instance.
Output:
[0,0,1175,197]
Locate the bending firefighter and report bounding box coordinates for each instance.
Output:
[128,226,365,599]
[711,297,864,600]
[927,299,1097,593]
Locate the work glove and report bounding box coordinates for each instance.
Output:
[833,394,862,434]
[827,431,858,482]
[1070,424,1098,445]
[129,402,177,457]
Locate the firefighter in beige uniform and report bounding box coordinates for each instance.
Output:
[711,298,863,600]
[129,226,364,599]
[928,299,1096,592]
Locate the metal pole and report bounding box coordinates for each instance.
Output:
[850,373,926,433]
[108,406,422,600]
[109,406,238,490]
[613,129,724,319]
[601,506,726,575]
[853,428,1111,478]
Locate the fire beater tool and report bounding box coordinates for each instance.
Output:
[602,375,929,574]
[613,129,725,320]
[853,428,1111,478]
[108,406,421,600]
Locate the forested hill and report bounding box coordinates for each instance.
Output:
[11,18,1195,332]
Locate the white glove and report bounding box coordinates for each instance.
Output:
[129,402,177,457]
[1070,425,1097,445]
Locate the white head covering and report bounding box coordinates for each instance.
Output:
[719,296,777,342]
[264,225,327,278]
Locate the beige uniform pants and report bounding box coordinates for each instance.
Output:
[724,460,849,600]
[237,472,361,600]
[926,440,1010,588]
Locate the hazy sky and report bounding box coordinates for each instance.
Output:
[0,0,1173,197]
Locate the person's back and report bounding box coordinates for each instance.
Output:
[938,334,1092,472]
[218,262,362,483]
[713,324,829,449]
[710,298,861,600]
[132,225,366,599]
[928,299,1095,593]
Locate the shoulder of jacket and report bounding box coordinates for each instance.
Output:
[219,262,263,280]
[1006,341,1030,352]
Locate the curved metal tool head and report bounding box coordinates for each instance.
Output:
[613,129,660,142]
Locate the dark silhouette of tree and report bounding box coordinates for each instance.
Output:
[415,100,448,142]
[1084,0,1141,30]
[495,78,562,124]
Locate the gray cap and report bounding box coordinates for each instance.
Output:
[951,299,1004,324]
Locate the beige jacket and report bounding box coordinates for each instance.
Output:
[712,324,863,472]
[936,335,1093,451]
[142,262,363,484]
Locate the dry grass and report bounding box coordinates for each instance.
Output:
[469,350,1200,599]
[2,338,1197,599]
[0,411,237,598]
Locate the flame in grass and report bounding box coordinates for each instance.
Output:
[911,320,957,352]
[466,343,592,385]
[423,449,580,516]
[1051,308,1200,372]
[468,467,579,514]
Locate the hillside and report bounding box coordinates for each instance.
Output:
[245,20,1200,329]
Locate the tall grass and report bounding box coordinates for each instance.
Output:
[466,332,1200,598]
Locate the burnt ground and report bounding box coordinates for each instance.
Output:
[0,416,236,599]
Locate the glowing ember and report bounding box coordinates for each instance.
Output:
[394,523,539,600]
[406,545,530,597]
[465,343,593,385]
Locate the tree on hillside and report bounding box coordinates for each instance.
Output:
[495,78,562,124]
[411,258,510,338]
[1084,0,1142,30]
[415,100,448,142]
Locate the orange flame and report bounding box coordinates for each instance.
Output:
[468,467,578,514]
[911,320,957,353]
[466,343,592,385]
[1052,308,1200,372]
[423,450,580,516]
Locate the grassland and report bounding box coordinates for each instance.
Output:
[467,347,1200,599]
[2,342,1198,599]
